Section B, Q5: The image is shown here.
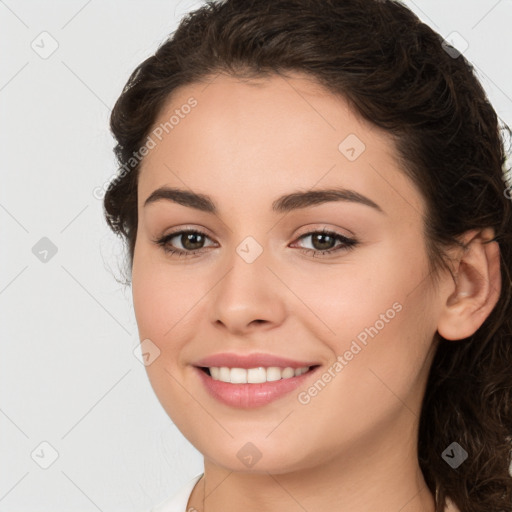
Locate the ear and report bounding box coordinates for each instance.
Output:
[437,228,501,341]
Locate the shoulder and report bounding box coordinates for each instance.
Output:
[150,473,204,512]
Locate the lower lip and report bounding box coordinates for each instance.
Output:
[194,366,319,408]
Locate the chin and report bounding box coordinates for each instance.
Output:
[201,439,315,475]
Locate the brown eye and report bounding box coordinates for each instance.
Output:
[154,228,358,259]
[179,232,206,251]
[310,232,337,251]
[293,230,358,257]
[154,229,215,256]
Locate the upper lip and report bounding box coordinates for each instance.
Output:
[193,352,319,369]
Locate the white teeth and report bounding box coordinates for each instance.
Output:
[208,366,311,383]
[219,367,230,382]
[247,367,267,383]
[282,367,295,379]
[266,367,282,382]
[230,368,247,384]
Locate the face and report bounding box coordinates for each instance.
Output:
[131,72,444,474]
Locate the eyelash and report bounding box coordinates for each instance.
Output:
[153,228,358,258]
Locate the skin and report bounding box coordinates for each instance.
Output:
[131,72,501,512]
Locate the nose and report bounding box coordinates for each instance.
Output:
[209,242,287,336]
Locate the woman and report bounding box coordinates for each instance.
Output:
[103,0,512,510]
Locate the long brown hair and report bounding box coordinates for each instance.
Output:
[102,1,512,510]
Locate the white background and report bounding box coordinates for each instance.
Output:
[1,1,511,510]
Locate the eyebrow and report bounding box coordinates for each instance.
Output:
[143,186,384,214]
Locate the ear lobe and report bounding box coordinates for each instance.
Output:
[437,228,501,341]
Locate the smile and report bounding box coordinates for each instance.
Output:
[205,366,312,383]
[195,365,320,408]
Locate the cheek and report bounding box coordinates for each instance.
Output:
[131,254,205,426]
[287,242,426,347]
[132,244,201,342]
[289,292,435,452]
[288,242,436,401]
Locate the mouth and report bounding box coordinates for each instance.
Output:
[197,365,320,383]
[194,364,321,408]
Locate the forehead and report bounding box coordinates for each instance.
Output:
[137,72,423,218]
